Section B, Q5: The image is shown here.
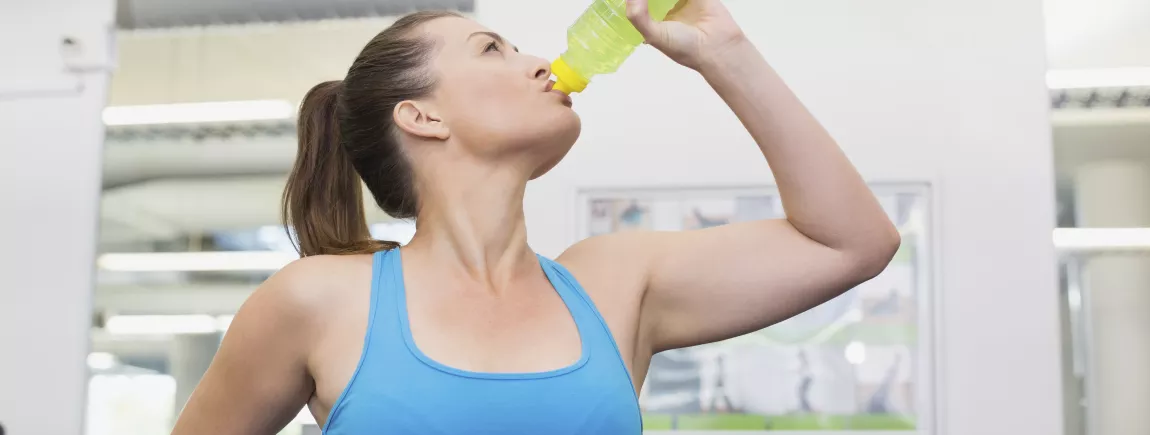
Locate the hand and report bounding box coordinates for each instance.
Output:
[625,0,749,72]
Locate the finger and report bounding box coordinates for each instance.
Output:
[625,0,660,41]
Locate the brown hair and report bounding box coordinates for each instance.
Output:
[282,10,459,257]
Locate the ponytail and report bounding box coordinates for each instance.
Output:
[284,12,453,256]
[282,81,398,257]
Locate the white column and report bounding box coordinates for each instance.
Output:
[0,1,115,433]
[170,333,222,414]
[1075,161,1150,435]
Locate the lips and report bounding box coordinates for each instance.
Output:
[553,90,573,107]
[546,80,573,107]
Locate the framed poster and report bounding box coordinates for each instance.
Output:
[577,184,935,433]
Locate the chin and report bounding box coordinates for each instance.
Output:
[529,113,580,180]
[554,110,581,144]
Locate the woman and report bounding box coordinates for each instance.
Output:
[172,0,900,433]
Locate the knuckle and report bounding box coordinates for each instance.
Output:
[625,2,645,19]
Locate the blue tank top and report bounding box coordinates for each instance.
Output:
[322,248,642,435]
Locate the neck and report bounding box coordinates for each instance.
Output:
[406,155,536,289]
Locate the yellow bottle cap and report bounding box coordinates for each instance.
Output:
[551,57,589,94]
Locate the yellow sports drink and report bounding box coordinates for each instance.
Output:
[551,0,681,94]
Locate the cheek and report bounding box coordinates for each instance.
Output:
[445,94,528,139]
[441,76,580,151]
[443,77,522,131]
[450,96,524,144]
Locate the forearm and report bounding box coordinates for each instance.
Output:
[699,41,897,256]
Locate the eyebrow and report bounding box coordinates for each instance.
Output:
[468,31,518,52]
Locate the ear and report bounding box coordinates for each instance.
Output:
[394,100,450,140]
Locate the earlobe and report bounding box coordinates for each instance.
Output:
[394,100,450,140]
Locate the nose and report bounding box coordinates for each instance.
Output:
[529,55,551,81]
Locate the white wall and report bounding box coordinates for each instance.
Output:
[479,0,1061,434]
[1045,0,1150,69]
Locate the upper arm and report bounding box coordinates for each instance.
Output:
[171,260,324,435]
[644,219,892,351]
[567,219,898,355]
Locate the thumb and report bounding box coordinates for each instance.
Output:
[625,0,662,43]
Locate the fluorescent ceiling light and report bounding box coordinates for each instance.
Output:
[97,251,297,272]
[102,100,294,126]
[104,315,235,335]
[1053,228,1150,252]
[105,315,217,335]
[1047,67,1150,89]
[87,352,117,370]
[216,315,235,332]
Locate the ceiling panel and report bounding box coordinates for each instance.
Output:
[117,0,473,29]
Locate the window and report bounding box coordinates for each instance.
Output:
[579,184,933,431]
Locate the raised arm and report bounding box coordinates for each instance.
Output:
[562,0,899,353]
[170,261,320,435]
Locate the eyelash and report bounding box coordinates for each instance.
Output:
[484,41,500,53]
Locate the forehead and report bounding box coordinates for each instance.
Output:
[419,16,496,52]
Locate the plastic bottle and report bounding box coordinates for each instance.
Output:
[551,0,681,94]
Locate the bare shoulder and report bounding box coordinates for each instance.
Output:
[557,231,658,288]
[170,254,376,434]
[242,254,376,330]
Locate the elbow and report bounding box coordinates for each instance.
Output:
[847,224,902,281]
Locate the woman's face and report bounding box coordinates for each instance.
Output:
[420,16,581,177]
